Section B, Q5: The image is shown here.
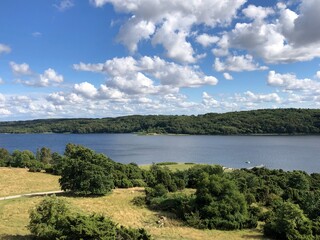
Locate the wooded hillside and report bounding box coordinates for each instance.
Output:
[1,108,320,134]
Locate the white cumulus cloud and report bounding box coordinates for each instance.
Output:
[39,68,64,86]
[10,62,32,75]
[216,0,320,63]
[74,82,98,98]
[74,56,218,94]
[196,34,219,48]
[90,0,246,63]
[214,55,267,72]
[54,0,75,11]
[267,71,320,92]
[242,5,274,21]
[244,91,281,103]
[223,73,233,80]
[12,62,64,87]
[0,44,11,55]
[202,92,219,107]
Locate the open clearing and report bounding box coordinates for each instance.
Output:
[140,163,201,172]
[0,168,265,239]
[0,168,60,197]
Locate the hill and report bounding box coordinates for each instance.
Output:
[0,168,264,239]
[1,108,320,135]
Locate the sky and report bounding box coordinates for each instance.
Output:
[1,0,320,120]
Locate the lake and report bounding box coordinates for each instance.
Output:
[0,134,319,173]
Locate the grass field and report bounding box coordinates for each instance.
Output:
[0,167,60,197]
[140,163,201,172]
[0,168,266,240]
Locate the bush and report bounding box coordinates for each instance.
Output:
[264,201,313,240]
[28,196,71,239]
[27,160,44,172]
[185,211,206,229]
[132,179,147,187]
[195,173,249,230]
[149,193,195,220]
[119,178,134,188]
[132,196,146,207]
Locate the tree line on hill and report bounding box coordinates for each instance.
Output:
[1,108,320,135]
[1,144,320,239]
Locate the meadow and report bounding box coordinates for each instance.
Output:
[0,167,265,240]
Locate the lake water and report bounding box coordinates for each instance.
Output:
[0,134,319,173]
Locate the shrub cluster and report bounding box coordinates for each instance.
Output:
[28,196,151,240]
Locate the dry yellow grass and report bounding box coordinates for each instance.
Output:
[0,197,40,239]
[0,167,60,197]
[67,188,265,240]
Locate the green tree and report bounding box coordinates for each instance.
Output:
[51,152,67,175]
[0,148,11,166]
[59,144,114,195]
[194,173,250,230]
[264,201,313,240]
[37,147,53,165]
[11,150,36,168]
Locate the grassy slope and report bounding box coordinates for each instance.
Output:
[0,168,265,240]
[139,163,234,173]
[0,167,60,197]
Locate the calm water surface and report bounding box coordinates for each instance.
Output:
[0,134,319,173]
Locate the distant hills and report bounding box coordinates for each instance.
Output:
[1,108,320,135]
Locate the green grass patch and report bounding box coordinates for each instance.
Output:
[140,163,196,172]
[156,162,178,165]
[140,163,217,172]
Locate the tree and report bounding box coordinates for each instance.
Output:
[50,152,67,175]
[264,201,313,240]
[11,150,35,168]
[59,144,114,196]
[37,147,53,165]
[0,148,11,167]
[194,173,250,230]
[287,171,310,191]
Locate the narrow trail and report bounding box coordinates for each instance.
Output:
[0,190,64,201]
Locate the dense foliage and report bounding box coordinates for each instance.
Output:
[59,144,115,195]
[1,108,320,134]
[139,164,320,238]
[28,196,152,240]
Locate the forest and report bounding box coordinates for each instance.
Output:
[1,108,320,135]
[1,144,320,239]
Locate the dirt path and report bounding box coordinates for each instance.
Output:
[0,190,64,201]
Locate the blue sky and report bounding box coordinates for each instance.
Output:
[0,0,320,120]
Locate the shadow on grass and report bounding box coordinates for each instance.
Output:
[242,228,265,239]
[0,234,33,240]
[26,191,104,199]
[241,234,265,239]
